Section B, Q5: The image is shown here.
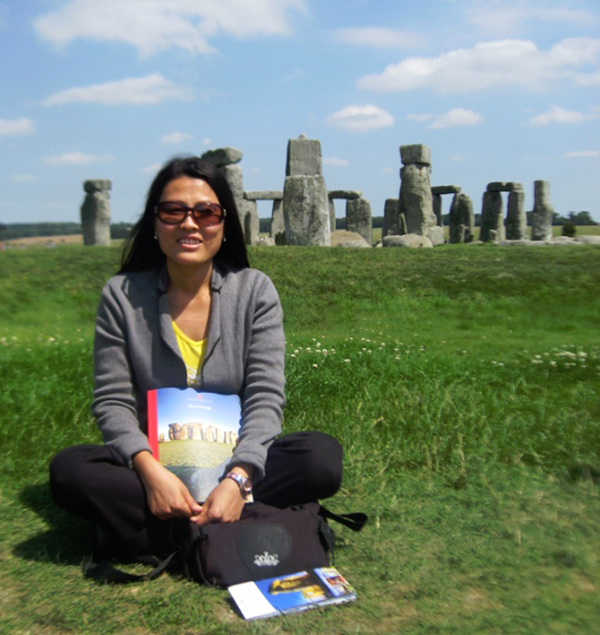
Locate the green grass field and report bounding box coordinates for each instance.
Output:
[0,243,598,634]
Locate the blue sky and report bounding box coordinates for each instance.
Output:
[1,0,599,225]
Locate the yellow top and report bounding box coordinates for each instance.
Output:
[172,321,207,387]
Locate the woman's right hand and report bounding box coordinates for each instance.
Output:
[132,450,202,520]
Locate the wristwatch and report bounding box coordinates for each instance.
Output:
[225,472,253,499]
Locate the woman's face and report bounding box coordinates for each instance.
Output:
[154,176,224,272]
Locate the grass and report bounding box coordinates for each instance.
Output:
[0,243,599,634]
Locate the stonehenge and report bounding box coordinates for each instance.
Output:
[74,138,578,251]
[81,180,111,246]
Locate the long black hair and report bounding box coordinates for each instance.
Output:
[119,156,249,273]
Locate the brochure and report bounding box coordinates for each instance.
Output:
[228,567,356,620]
[147,388,242,502]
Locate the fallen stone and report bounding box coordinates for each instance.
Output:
[200,147,243,166]
[331,230,370,248]
[258,236,275,246]
[431,185,461,195]
[427,226,445,246]
[328,190,362,200]
[400,144,431,166]
[383,234,433,248]
[576,235,600,245]
[244,190,283,201]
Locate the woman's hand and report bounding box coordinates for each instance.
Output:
[191,477,246,526]
[132,451,201,520]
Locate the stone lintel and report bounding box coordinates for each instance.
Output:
[400,144,431,166]
[84,179,112,193]
[244,190,283,201]
[431,185,461,195]
[328,190,362,200]
[200,147,243,167]
[487,181,523,192]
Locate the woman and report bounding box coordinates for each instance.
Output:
[50,156,342,550]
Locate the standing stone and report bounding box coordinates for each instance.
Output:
[505,188,527,240]
[201,147,259,246]
[531,180,553,241]
[271,199,286,245]
[328,199,336,233]
[346,197,372,246]
[449,193,475,244]
[432,194,443,227]
[398,144,436,236]
[81,180,111,246]
[243,199,260,246]
[480,191,505,242]
[282,135,330,246]
[382,198,399,238]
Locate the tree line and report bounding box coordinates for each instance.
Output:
[1,211,596,241]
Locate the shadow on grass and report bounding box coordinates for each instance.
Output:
[13,483,94,566]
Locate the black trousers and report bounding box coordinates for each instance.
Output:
[50,431,342,544]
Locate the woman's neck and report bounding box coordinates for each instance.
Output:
[166,260,213,296]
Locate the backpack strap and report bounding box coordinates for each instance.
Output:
[318,505,368,532]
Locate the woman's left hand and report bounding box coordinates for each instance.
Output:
[191,477,246,526]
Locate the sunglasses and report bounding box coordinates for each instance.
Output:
[155,201,226,227]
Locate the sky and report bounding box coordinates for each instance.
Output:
[1,0,599,226]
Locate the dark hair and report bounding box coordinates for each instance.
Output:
[119,156,249,272]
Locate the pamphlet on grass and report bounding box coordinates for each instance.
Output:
[228,567,356,620]
[147,388,241,502]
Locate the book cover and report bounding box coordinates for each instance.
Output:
[228,567,356,620]
[147,388,242,502]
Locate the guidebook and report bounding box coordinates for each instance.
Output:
[228,567,356,620]
[147,388,242,502]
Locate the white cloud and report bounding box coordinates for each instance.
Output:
[357,38,600,93]
[563,150,600,159]
[201,137,211,146]
[334,27,425,49]
[466,2,597,38]
[34,0,307,57]
[0,118,35,136]
[382,167,395,173]
[529,106,586,126]
[450,154,467,162]
[43,74,191,106]
[11,174,35,182]
[43,152,112,165]
[323,157,350,167]
[142,163,163,174]
[160,132,192,145]
[429,108,483,129]
[326,104,394,132]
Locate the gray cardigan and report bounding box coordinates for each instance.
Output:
[92,262,285,481]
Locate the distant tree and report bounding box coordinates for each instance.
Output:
[562,222,577,237]
[110,223,134,239]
